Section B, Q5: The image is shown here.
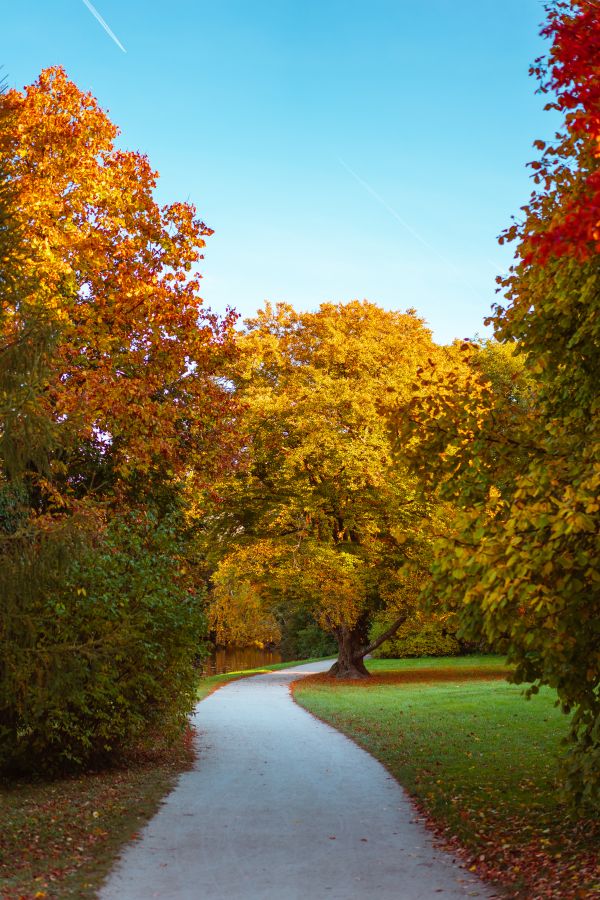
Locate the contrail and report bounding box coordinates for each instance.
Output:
[338,157,483,296]
[339,157,440,257]
[81,0,126,52]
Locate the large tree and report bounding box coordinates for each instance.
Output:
[400,0,600,808]
[0,67,237,489]
[205,300,448,677]
[0,69,237,770]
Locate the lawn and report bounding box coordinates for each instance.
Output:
[0,657,318,900]
[293,657,600,900]
[196,655,334,700]
[0,729,196,900]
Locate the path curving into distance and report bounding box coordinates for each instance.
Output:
[99,660,494,900]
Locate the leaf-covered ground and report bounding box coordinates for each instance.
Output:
[0,729,196,900]
[293,657,600,899]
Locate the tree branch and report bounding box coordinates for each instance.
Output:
[355,611,409,660]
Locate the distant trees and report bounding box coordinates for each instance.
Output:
[204,300,451,677]
[0,69,237,771]
[400,0,600,808]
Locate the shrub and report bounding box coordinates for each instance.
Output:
[279,609,337,660]
[0,512,205,773]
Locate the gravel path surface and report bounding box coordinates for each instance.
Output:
[99,660,494,899]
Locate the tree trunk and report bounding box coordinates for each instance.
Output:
[327,610,410,679]
[328,624,370,679]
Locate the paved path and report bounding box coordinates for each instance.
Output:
[100,661,494,899]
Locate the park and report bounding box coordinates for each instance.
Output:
[1,1,599,897]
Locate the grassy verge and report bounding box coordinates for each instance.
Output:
[0,731,195,900]
[293,657,600,899]
[196,656,334,700]
[0,657,324,899]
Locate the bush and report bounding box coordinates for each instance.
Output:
[279,609,337,660]
[0,512,205,773]
[294,623,337,660]
[370,611,462,659]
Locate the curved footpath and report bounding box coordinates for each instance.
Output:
[100,660,494,899]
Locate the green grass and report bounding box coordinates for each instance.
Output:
[294,656,599,899]
[367,654,506,671]
[0,656,330,899]
[197,656,333,700]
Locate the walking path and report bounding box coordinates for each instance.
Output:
[99,660,493,899]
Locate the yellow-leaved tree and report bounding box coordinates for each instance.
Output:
[204,300,451,677]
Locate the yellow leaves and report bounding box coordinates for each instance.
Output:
[565,511,595,534]
[210,551,282,646]
[296,545,367,631]
[204,299,451,647]
[390,528,409,545]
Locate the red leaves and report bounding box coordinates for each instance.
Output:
[542,1,600,130]
[516,1,600,266]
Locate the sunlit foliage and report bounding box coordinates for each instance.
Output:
[400,0,600,807]
[204,300,449,677]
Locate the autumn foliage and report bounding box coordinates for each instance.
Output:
[1,1,599,817]
[400,0,600,808]
[0,69,237,771]
[525,0,600,264]
[0,66,237,484]
[203,300,452,677]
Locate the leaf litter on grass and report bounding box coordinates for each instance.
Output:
[0,726,196,900]
[293,663,600,899]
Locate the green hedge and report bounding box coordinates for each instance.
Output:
[0,512,205,773]
[279,609,337,660]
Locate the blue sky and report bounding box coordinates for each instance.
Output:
[4,0,554,343]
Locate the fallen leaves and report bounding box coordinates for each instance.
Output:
[0,727,196,899]
[295,666,600,899]
[297,667,511,690]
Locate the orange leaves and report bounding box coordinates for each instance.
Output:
[0,67,238,489]
[204,300,447,650]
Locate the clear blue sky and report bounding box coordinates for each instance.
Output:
[4,0,554,343]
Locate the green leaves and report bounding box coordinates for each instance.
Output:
[0,513,205,773]
[391,3,600,809]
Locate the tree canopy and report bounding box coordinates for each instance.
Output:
[398,0,599,808]
[204,300,450,677]
[0,66,237,490]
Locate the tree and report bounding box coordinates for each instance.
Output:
[0,67,238,491]
[205,300,447,677]
[0,69,237,771]
[399,0,600,808]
